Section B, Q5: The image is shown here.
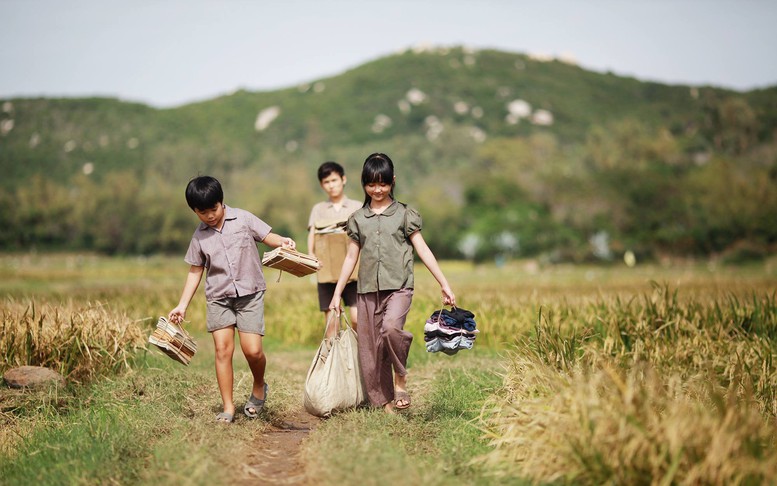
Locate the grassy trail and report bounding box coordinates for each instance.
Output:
[218,335,506,485]
[3,254,775,485]
[1,327,505,486]
[1,255,510,485]
[228,344,320,485]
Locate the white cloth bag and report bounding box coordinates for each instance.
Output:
[303,315,365,417]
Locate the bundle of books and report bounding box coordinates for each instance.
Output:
[262,247,321,277]
[148,316,197,365]
[313,218,347,234]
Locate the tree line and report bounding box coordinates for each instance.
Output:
[1,115,774,264]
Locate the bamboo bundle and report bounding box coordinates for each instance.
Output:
[148,317,197,365]
[262,247,321,277]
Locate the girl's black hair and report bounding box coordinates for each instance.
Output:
[185,176,224,211]
[361,152,395,206]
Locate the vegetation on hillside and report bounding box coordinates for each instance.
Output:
[1,47,775,260]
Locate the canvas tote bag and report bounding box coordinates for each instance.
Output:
[303,314,365,417]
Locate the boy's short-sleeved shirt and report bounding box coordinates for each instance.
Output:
[346,200,422,293]
[307,196,362,229]
[184,205,272,301]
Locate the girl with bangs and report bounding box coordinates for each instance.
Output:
[328,152,456,412]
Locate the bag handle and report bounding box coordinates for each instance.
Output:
[433,303,457,323]
[323,310,353,339]
[432,305,466,335]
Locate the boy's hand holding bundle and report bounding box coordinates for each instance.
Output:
[282,238,296,250]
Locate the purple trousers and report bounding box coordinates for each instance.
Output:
[356,288,414,407]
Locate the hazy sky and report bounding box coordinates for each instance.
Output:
[2,0,776,108]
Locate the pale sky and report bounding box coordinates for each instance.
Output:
[2,0,776,108]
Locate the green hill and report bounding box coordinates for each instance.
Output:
[1,47,775,260]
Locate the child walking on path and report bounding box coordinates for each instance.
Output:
[307,161,362,334]
[168,176,296,423]
[329,153,456,413]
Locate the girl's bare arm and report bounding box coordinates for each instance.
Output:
[409,231,456,306]
[328,239,361,313]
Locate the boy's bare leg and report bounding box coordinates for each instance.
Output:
[349,306,358,333]
[212,327,236,415]
[238,331,266,400]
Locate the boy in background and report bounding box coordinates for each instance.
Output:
[307,162,361,334]
[168,176,296,423]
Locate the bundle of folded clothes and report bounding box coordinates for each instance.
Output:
[424,306,478,355]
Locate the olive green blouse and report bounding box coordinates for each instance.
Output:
[346,200,422,293]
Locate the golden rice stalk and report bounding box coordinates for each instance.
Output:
[479,351,777,485]
[0,298,146,381]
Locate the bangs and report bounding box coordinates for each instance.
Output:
[185,176,223,211]
[361,153,394,186]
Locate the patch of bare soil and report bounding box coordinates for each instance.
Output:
[238,407,320,485]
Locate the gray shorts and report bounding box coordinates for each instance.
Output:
[206,291,265,335]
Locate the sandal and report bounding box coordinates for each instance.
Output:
[394,390,411,410]
[244,383,268,418]
[215,412,234,423]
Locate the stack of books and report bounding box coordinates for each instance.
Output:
[262,247,321,277]
[313,218,347,234]
[148,317,197,365]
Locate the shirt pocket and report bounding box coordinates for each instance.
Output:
[233,228,255,249]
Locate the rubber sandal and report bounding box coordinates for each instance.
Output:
[215,412,234,423]
[394,390,411,410]
[244,383,268,418]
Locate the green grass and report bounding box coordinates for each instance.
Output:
[302,358,521,486]
[1,253,776,484]
[1,338,282,485]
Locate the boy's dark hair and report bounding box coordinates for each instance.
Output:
[185,176,224,211]
[317,161,345,181]
[361,152,395,205]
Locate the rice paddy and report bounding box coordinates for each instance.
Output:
[0,253,775,484]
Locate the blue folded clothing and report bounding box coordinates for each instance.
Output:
[429,308,477,332]
[425,335,475,355]
[425,306,478,354]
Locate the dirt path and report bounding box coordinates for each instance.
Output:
[230,349,485,485]
[238,407,319,485]
[234,349,321,485]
